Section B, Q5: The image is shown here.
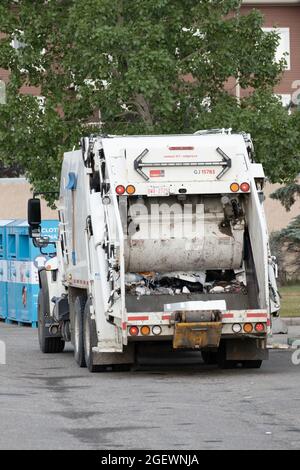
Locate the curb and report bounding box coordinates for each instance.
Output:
[281,317,300,327]
[287,337,300,347]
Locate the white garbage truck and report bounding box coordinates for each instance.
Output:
[28,129,280,371]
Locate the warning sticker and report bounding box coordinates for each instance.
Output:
[150,170,165,177]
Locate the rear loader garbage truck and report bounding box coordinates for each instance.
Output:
[28,129,280,372]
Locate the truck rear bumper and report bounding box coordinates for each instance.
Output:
[126,309,270,345]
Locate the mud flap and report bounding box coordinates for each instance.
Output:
[173,322,222,350]
[92,343,135,365]
[225,338,269,361]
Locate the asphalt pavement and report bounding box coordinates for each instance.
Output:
[0,322,299,450]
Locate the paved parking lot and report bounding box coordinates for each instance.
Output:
[0,323,299,450]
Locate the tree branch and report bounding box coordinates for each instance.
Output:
[133,93,153,127]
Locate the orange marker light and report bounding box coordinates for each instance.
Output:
[141,326,150,336]
[243,323,253,333]
[230,182,239,193]
[126,185,136,195]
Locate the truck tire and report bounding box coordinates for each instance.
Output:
[83,300,99,373]
[201,350,218,365]
[242,360,263,369]
[74,296,86,368]
[38,289,65,354]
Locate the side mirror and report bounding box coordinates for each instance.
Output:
[28,198,41,229]
[27,197,53,251]
[28,198,45,247]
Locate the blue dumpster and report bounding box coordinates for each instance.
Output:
[6,219,58,327]
[0,220,14,320]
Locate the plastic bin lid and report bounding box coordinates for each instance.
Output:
[7,219,58,228]
[0,219,16,227]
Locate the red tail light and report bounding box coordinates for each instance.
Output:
[116,185,125,195]
[255,323,265,333]
[129,326,139,336]
[240,182,250,192]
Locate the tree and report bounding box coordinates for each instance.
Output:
[271,181,300,242]
[270,106,300,241]
[271,182,300,212]
[0,0,300,205]
[270,182,300,284]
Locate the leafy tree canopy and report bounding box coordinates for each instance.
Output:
[0,0,300,204]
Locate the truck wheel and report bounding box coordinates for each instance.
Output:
[83,300,98,373]
[74,296,86,368]
[201,350,218,365]
[83,300,99,372]
[38,289,65,354]
[242,360,263,369]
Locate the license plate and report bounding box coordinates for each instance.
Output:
[147,185,170,197]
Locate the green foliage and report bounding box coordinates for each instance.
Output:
[191,90,300,183]
[271,181,300,242]
[0,0,300,203]
[271,183,300,211]
[272,215,300,243]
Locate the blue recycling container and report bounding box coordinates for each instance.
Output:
[0,220,15,320]
[6,219,58,327]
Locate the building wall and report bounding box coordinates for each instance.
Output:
[241,3,300,99]
[264,180,300,232]
[0,178,56,220]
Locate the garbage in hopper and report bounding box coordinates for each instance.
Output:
[125,270,247,298]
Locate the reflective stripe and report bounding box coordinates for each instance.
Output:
[127,315,149,321]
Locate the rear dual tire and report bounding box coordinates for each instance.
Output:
[75,298,132,372]
[216,341,263,369]
[201,350,218,365]
[218,360,262,369]
[242,360,262,369]
[83,300,99,373]
[74,296,86,368]
[73,296,101,372]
